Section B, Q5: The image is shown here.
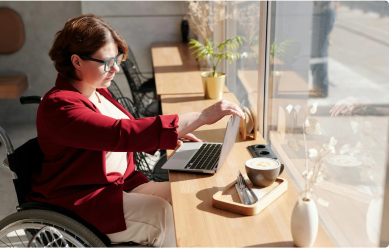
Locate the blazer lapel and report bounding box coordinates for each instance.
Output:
[54,74,101,112]
[54,74,135,119]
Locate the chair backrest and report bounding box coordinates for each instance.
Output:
[107,80,125,100]
[116,97,141,119]
[120,60,154,116]
[121,60,144,100]
[108,80,141,118]
[7,138,43,205]
[0,7,25,54]
[107,81,154,179]
[126,46,141,76]
[133,152,155,181]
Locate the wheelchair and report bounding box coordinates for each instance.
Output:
[0,96,137,247]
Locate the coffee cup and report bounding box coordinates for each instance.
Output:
[245,158,284,187]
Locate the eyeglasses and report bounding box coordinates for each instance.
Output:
[79,53,124,72]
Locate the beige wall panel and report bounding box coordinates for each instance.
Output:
[105,16,186,74]
[82,1,188,16]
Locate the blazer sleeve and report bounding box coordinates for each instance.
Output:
[40,94,179,152]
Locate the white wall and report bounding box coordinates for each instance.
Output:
[0,1,194,126]
[82,1,194,78]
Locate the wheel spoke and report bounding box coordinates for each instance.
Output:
[5,236,13,248]
[14,231,25,247]
[42,231,52,247]
[0,214,98,247]
[0,238,12,248]
[49,229,60,247]
[38,235,44,247]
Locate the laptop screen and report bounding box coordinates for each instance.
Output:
[215,101,245,172]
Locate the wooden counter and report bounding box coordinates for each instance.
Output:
[152,42,228,98]
[0,75,27,99]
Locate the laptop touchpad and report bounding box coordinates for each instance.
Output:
[172,142,202,160]
[173,149,198,159]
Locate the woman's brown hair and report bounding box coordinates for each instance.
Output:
[49,14,128,81]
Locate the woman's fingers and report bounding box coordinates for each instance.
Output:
[331,97,360,117]
[334,106,347,117]
[214,100,245,119]
[201,100,245,125]
[175,140,183,150]
[224,109,245,119]
[182,133,205,142]
[330,101,348,117]
[330,104,340,115]
[330,101,345,117]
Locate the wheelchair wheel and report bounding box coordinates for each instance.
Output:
[0,210,106,247]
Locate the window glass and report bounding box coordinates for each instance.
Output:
[267,1,389,246]
[225,1,261,115]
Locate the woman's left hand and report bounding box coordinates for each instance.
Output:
[180,133,206,142]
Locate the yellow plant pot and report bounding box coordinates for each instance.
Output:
[201,72,226,100]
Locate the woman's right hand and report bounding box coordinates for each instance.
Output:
[200,100,245,125]
[330,97,362,117]
[177,100,245,138]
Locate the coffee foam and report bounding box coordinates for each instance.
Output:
[246,158,279,170]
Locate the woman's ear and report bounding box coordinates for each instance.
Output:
[71,54,82,71]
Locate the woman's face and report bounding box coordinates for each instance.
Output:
[79,42,120,89]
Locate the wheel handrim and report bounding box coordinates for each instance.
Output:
[0,219,92,247]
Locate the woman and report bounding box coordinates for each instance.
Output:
[27,14,244,247]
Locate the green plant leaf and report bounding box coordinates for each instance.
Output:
[189,36,247,74]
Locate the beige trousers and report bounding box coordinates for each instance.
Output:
[106,181,177,247]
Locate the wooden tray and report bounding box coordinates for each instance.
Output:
[212,177,288,215]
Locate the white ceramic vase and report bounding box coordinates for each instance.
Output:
[291,197,319,247]
[366,198,383,244]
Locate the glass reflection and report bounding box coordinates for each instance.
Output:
[267,1,389,246]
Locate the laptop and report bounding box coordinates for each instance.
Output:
[162,101,244,174]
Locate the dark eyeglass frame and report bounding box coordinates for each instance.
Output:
[79,53,124,72]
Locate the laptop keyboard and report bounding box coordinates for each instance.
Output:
[184,143,222,171]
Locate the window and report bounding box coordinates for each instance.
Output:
[223,2,389,245]
[223,1,261,114]
[265,1,389,246]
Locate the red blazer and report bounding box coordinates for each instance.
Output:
[28,74,179,234]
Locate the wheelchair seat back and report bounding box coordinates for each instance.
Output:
[6,138,113,246]
[6,137,43,205]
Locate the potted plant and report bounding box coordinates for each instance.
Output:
[189,36,245,99]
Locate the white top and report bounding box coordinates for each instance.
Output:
[90,91,129,175]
